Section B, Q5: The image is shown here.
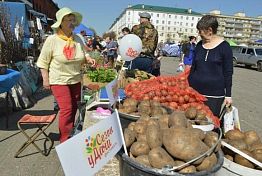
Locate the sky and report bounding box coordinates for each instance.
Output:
[53,0,262,36]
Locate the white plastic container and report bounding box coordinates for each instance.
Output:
[215,157,262,176]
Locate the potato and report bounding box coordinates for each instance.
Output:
[185,107,197,120]
[234,150,255,169]
[135,155,151,167]
[252,149,262,162]
[196,153,217,171]
[148,147,175,169]
[123,98,138,107]
[124,106,137,114]
[189,128,205,140]
[158,115,169,129]
[163,128,209,161]
[130,141,150,157]
[228,139,248,150]
[124,128,136,147]
[173,160,185,166]
[137,105,151,116]
[178,165,196,174]
[204,131,221,152]
[250,143,262,151]
[168,111,187,128]
[225,154,234,161]
[146,124,162,149]
[147,118,159,126]
[244,130,261,146]
[127,122,136,131]
[195,110,207,121]
[151,108,163,117]
[137,134,147,142]
[225,130,245,140]
[134,122,147,135]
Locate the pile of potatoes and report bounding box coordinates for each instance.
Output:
[222,129,262,170]
[123,110,221,174]
[118,99,170,117]
[184,107,209,125]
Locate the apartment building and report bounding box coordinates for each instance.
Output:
[109,4,202,43]
[208,10,262,46]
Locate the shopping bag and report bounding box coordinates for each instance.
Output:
[176,62,184,72]
[222,106,241,134]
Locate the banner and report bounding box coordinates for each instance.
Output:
[56,111,126,176]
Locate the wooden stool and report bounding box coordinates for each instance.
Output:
[14,114,57,158]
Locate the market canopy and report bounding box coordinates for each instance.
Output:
[73,23,94,37]
[226,39,238,46]
[0,2,30,37]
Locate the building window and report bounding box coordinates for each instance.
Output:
[185,29,188,32]
[156,20,159,24]
[156,26,158,29]
[162,20,165,24]
[175,15,177,19]
[186,23,188,26]
[169,14,171,18]
[162,26,164,30]
[181,16,183,19]
[191,29,194,33]
[192,17,194,20]
[167,34,170,37]
[151,13,153,17]
[191,23,194,27]
[128,11,130,15]
[173,34,176,37]
[168,21,171,25]
[174,27,176,31]
[157,14,159,17]
[186,16,189,20]
[160,33,164,36]
[180,22,183,25]
[168,27,170,30]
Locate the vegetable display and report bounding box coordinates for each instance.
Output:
[124,69,220,127]
[123,110,222,173]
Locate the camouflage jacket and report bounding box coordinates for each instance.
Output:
[131,21,158,57]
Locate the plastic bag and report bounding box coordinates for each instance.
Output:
[223,106,241,134]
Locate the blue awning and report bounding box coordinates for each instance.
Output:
[0,2,30,37]
[74,23,94,36]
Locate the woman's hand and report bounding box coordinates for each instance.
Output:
[224,97,232,106]
[86,56,96,66]
[43,79,51,90]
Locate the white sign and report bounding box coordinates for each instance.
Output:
[105,78,118,106]
[56,111,127,176]
[36,17,42,30]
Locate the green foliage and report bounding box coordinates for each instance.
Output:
[86,67,116,83]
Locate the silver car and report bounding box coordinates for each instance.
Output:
[232,46,262,72]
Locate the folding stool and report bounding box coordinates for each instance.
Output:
[14,114,57,158]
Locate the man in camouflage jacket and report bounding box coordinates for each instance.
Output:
[130,12,159,75]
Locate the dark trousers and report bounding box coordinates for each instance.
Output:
[130,57,153,74]
[204,97,225,117]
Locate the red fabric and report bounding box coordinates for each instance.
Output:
[51,83,81,143]
[19,114,56,123]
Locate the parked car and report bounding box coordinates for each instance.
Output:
[232,46,262,72]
